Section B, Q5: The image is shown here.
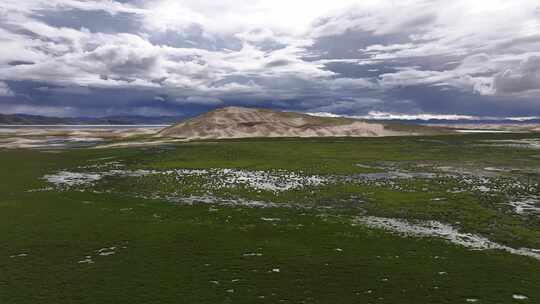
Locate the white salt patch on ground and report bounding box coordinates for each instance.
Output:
[196,168,327,192]
[78,244,126,264]
[243,252,263,257]
[355,163,376,169]
[484,138,540,149]
[431,197,446,202]
[354,171,437,181]
[483,167,509,172]
[43,168,327,193]
[508,198,540,215]
[456,129,510,133]
[155,194,300,211]
[0,126,165,149]
[261,217,281,222]
[354,216,540,261]
[44,169,163,188]
[513,294,528,300]
[44,171,103,187]
[78,256,94,264]
[96,246,117,256]
[0,136,105,149]
[474,185,491,192]
[107,169,158,177]
[10,253,28,258]
[96,138,186,148]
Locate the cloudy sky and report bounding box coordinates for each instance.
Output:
[0,0,539,118]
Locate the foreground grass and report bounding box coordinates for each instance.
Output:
[0,134,539,303]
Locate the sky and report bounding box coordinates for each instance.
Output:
[0,0,539,119]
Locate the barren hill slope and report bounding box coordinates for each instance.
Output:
[159,107,445,139]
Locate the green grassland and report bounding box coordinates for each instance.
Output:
[1,133,539,303]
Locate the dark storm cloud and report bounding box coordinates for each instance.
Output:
[385,86,540,117]
[8,60,35,66]
[307,30,409,60]
[265,59,292,68]
[83,44,159,76]
[0,0,539,118]
[2,80,202,117]
[34,10,143,34]
[494,56,540,95]
[149,28,243,51]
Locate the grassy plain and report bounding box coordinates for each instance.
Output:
[1,133,539,303]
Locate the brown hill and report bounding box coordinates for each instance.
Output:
[159,106,445,139]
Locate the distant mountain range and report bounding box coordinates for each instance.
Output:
[0,113,184,125]
[306,112,540,125]
[386,118,540,125]
[3,110,539,129]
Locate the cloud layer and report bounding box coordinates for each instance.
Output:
[0,0,539,117]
